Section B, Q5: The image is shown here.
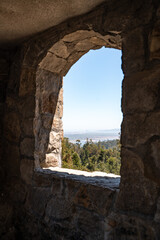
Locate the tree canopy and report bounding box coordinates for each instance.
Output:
[62,138,121,175]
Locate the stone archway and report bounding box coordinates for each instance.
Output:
[35,29,121,168]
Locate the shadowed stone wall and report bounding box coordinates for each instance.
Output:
[0,50,11,185]
[1,0,160,239]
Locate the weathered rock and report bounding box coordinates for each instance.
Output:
[19,68,36,96]
[117,148,159,215]
[49,40,70,59]
[35,68,63,167]
[122,68,160,114]
[39,52,67,74]
[122,28,145,75]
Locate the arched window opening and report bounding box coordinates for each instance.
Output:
[34,29,122,177]
[62,47,123,175]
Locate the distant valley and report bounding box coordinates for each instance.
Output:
[64,129,120,144]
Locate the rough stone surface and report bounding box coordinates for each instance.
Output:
[40,29,121,76]
[4,112,21,143]
[1,0,160,239]
[0,0,106,45]
[20,138,35,158]
[35,68,63,168]
[20,158,34,184]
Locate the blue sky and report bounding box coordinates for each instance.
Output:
[63,47,123,133]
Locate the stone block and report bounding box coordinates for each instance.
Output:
[9,180,26,203]
[90,36,107,46]
[122,111,160,147]
[116,148,159,215]
[76,207,104,239]
[143,137,160,185]
[45,153,60,167]
[4,112,21,143]
[32,171,52,187]
[75,39,95,51]
[154,197,160,223]
[122,68,160,114]
[36,68,62,92]
[62,30,96,42]
[19,68,36,96]
[6,96,18,111]
[39,52,66,74]
[48,131,61,151]
[42,113,53,130]
[21,118,34,137]
[20,138,34,157]
[38,127,50,153]
[20,158,34,184]
[122,28,145,75]
[25,187,51,217]
[67,50,85,67]
[19,95,35,118]
[105,213,156,240]
[49,40,70,59]
[0,202,13,237]
[51,178,64,196]
[74,184,115,216]
[45,197,73,221]
[58,88,63,118]
[42,92,57,114]
[52,116,62,129]
[150,21,160,60]
[5,143,20,177]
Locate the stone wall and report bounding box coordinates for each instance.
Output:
[18,170,120,240]
[35,68,63,168]
[1,0,160,239]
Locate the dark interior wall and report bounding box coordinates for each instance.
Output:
[1,1,160,239]
[0,48,36,239]
[0,50,12,185]
[3,57,36,180]
[0,49,22,239]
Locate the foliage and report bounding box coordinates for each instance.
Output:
[62,138,121,175]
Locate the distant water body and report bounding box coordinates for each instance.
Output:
[64,130,120,145]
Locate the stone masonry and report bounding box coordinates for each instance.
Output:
[1,0,160,239]
[35,68,63,168]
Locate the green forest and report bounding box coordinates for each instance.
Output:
[62,138,121,175]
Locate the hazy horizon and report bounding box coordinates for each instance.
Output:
[64,129,120,145]
[64,128,120,134]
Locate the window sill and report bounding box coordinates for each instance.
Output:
[35,167,120,189]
